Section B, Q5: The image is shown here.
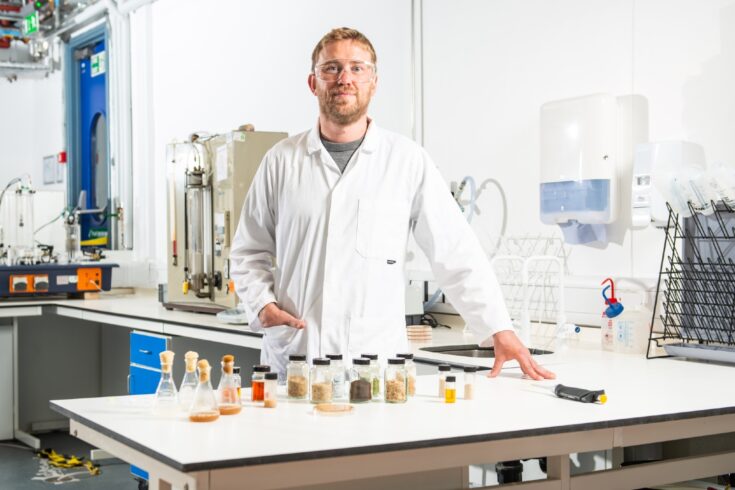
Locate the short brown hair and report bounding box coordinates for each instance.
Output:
[311,27,377,71]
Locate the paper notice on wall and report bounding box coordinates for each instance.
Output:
[216,145,228,182]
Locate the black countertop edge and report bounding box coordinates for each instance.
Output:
[50,401,735,473]
[412,356,492,371]
[0,301,263,339]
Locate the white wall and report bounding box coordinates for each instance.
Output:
[421,0,735,287]
[0,71,66,192]
[2,0,734,303]
[130,0,415,279]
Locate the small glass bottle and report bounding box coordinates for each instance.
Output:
[445,375,457,403]
[178,351,198,411]
[310,358,333,403]
[384,358,407,403]
[397,353,417,396]
[189,359,219,422]
[153,350,178,416]
[233,366,242,402]
[264,372,278,408]
[326,354,346,400]
[287,355,309,399]
[349,358,373,403]
[251,365,271,402]
[463,366,477,400]
[438,364,451,397]
[217,354,241,415]
[361,354,381,400]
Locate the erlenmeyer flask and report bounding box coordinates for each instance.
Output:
[216,354,242,415]
[153,351,178,416]
[179,351,199,411]
[189,359,219,423]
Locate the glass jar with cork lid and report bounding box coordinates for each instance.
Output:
[189,359,219,423]
[217,354,241,415]
[179,351,198,411]
[287,355,309,399]
[153,350,177,416]
[310,358,333,403]
[384,358,408,403]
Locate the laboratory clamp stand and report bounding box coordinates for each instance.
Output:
[0,177,116,298]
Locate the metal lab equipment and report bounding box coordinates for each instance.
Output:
[648,202,735,363]
[0,177,117,298]
[164,129,287,313]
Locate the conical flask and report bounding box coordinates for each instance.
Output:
[189,359,219,423]
[216,354,242,415]
[179,351,199,411]
[153,350,178,416]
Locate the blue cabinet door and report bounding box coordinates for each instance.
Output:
[128,365,160,396]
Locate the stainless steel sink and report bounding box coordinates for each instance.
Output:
[419,344,552,358]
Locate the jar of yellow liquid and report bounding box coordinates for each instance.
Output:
[445,375,457,403]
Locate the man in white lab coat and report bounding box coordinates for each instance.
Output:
[230,27,554,381]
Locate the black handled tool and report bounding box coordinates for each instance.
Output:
[553,384,607,404]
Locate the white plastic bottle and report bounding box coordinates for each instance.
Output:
[601,313,615,351]
[613,304,653,355]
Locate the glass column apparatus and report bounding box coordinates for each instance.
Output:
[14,185,35,263]
[184,167,213,298]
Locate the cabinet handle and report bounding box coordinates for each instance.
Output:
[138,349,152,355]
[127,374,132,394]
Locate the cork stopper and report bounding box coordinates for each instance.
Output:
[184,351,199,373]
[159,350,174,373]
[221,354,234,374]
[198,359,211,382]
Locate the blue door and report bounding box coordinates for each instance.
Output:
[78,39,110,248]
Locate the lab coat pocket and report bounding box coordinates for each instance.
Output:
[355,199,410,260]
[347,316,391,360]
[263,325,301,354]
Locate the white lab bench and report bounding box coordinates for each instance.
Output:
[4,290,735,488]
[51,354,735,490]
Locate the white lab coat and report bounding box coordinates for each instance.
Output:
[230,120,512,375]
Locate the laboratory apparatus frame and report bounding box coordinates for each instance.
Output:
[648,201,735,362]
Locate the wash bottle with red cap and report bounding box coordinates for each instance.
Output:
[600,278,623,351]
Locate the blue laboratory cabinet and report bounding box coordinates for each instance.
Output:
[128,331,169,481]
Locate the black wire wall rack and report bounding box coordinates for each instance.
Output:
[647,201,735,363]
